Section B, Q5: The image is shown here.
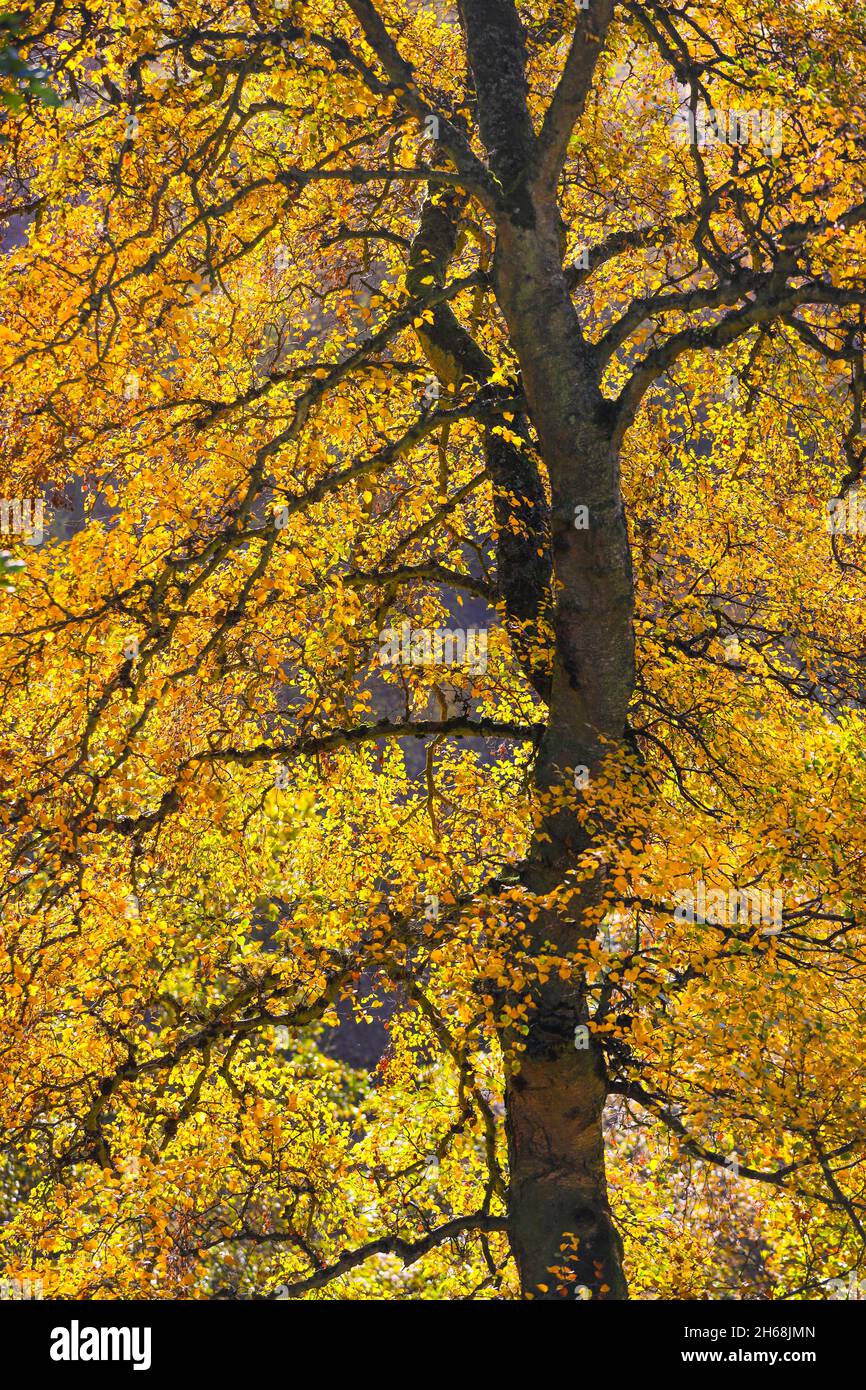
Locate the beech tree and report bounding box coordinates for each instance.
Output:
[2,0,866,1301]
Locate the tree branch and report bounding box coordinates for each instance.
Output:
[265,1213,509,1297]
[535,2,616,196]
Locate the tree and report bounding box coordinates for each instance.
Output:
[1,0,866,1301]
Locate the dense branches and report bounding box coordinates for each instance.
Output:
[1,0,866,1302]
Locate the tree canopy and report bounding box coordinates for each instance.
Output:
[2,0,866,1301]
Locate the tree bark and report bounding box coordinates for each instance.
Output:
[493,207,635,1301]
[445,0,632,1298]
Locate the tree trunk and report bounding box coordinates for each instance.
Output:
[493,207,635,1300]
[504,962,627,1301]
